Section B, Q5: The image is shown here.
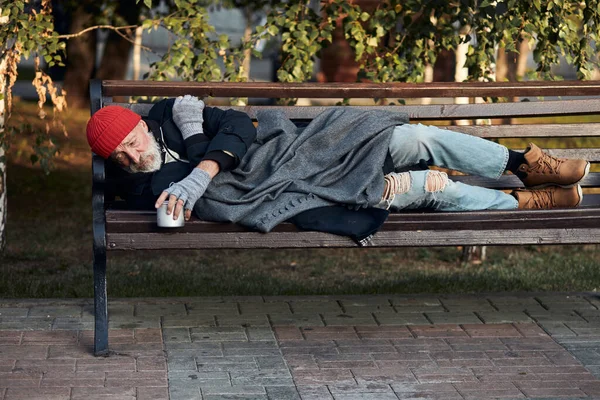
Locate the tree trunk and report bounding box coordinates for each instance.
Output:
[95,0,140,81]
[132,26,143,80]
[0,56,7,253]
[62,2,98,109]
[240,7,253,81]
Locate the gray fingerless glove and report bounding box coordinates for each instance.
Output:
[172,95,205,140]
[164,168,212,211]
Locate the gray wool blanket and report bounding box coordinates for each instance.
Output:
[194,107,409,232]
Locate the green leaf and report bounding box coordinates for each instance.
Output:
[143,0,152,8]
[360,12,370,22]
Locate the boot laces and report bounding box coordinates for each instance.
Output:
[526,189,556,209]
[530,153,563,175]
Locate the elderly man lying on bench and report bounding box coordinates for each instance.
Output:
[86,95,589,242]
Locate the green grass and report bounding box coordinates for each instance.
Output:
[1,100,600,298]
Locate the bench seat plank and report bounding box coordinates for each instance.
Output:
[106,228,600,249]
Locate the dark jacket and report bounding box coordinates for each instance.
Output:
[106,98,256,210]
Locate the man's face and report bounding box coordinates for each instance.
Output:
[110,120,162,173]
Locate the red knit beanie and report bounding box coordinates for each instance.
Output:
[86,105,141,158]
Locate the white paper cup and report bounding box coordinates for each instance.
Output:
[157,201,185,228]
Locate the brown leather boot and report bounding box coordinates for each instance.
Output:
[517,143,590,188]
[513,185,583,209]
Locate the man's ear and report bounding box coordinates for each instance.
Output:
[139,119,148,131]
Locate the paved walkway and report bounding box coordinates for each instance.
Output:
[2,293,600,399]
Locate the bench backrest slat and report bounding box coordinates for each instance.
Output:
[109,100,600,121]
[101,80,600,98]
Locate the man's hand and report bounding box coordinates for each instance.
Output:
[155,160,220,221]
[155,167,212,221]
[172,95,205,140]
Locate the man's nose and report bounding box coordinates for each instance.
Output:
[125,148,140,164]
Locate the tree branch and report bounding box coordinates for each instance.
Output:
[57,24,138,39]
[57,24,152,52]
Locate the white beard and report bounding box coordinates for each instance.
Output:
[125,130,163,174]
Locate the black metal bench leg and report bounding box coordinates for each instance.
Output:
[93,248,109,356]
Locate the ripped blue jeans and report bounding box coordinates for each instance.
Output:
[382,123,519,211]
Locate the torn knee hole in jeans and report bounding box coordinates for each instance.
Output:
[381,172,412,203]
[425,170,448,192]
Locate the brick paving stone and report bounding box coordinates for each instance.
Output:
[371,352,432,361]
[0,360,14,373]
[0,317,53,330]
[536,322,577,337]
[168,383,202,400]
[543,351,582,366]
[290,301,343,314]
[136,304,187,317]
[231,370,294,386]
[196,356,258,372]
[0,333,20,346]
[162,316,216,328]
[254,356,286,370]
[0,310,27,318]
[474,312,533,324]
[282,354,319,370]
[186,302,239,314]
[391,338,452,352]
[429,351,489,360]
[354,326,412,339]
[191,327,248,342]
[247,328,276,342]
[462,324,522,338]
[41,371,105,387]
[339,297,391,307]
[374,313,430,326]
[343,305,396,316]
[265,386,301,400]
[168,347,224,359]
[204,395,267,399]
[321,313,377,326]
[273,327,303,341]
[500,338,564,351]
[439,298,496,312]
[134,328,162,343]
[388,297,443,308]
[51,318,93,331]
[527,310,587,323]
[137,356,167,371]
[555,337,600,350]
[579,380,600,396]
[163,328,192,343]
[269,313,324,326]
[106,371,168,387]
[3,387,70,400]
[28,306,82,318]
[409,325,467,338]
[514,322,550,336]
[137,387,169,400]
[108,344,165,358]
[519,387,587,397]
[295,385,334,400]
[301,327,359,341]
[201,385,267,395]
[426,312,482,325]
[109,318,161,330]
[216,315,270,327]
[0,345,48,360]
[167,356,197,371]
[329,393,398,400]
[76,357,136,372]
[15,359,75,373]
[435,359,493,368]
[21,331,78,345]
[292,369,355,385]
[447,338,509,352]
[0,371,41,387]
[71,387,138,400]
[536,295,595,310]
[240,302,291,315]
[352,367,417,384]
[491,357,553,367]
[78,329,136,346]
[337,343,396,355]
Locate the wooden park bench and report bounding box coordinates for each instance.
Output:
[90,79,600,356]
